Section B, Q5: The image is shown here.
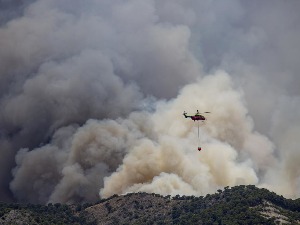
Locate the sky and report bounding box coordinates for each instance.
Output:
[0,0,299,204]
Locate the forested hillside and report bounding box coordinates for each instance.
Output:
[1,185,300,224]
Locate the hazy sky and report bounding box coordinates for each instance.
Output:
[0,0,299,203]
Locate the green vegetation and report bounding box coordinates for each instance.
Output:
[169,185,300,224]
[0,201,96,225]
[1,185,300,224]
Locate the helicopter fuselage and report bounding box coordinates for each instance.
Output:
[190,115,206,121]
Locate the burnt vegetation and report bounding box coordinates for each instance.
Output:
[1,185,300,224]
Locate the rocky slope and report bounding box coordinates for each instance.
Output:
[1,185,300,224]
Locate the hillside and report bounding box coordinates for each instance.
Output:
[1,185,300,224]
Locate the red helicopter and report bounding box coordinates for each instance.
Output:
[183,110,210,151]
[183,110,209,121]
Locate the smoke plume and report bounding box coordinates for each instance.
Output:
[0,0,300,203]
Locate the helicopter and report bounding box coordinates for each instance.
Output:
[183,110,210,151]
[183,110,210,121]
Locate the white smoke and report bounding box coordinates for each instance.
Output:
[100,72,271,198]
[1,0,300,203]
[12,71,272,203]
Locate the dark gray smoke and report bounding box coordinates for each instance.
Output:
[0,0,35,25]
[1,0,300,203]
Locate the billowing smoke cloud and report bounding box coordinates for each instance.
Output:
[1,0,300,203]
[0,0,199,202]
